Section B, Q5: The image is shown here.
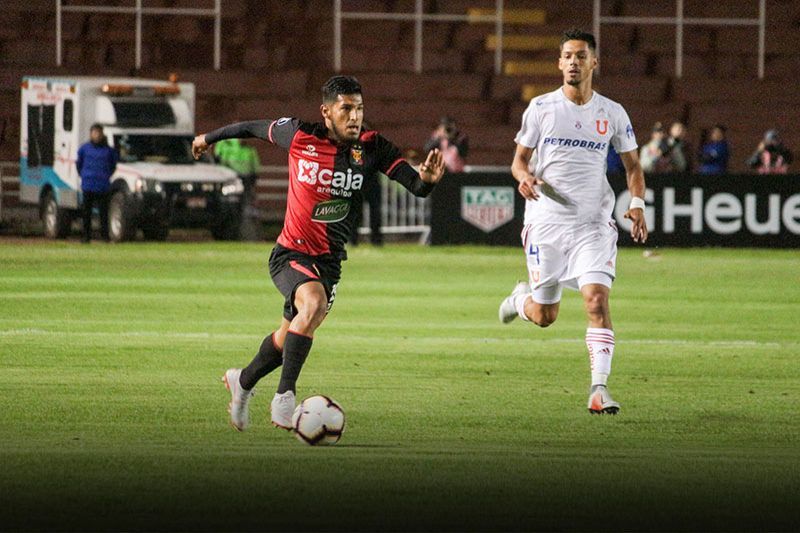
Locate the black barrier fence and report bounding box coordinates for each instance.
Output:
[430,173,800,247]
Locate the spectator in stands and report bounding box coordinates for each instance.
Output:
[665,121,689,172]
[77,124,117,243]
[640,121,687,173]
[424,117,469,173]
[698,124,730,175]
[747,129,793,174]
[639,122,668,173]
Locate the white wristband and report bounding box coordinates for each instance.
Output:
[629,197,646,211]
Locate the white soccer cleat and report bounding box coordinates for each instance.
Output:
[498,281,531,324]
[271,390,296,430]
[587,384,620,415]
[222,368,254,431]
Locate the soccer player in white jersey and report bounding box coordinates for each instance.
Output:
[498,28,648,415]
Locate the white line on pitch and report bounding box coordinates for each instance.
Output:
[0,328,791,348]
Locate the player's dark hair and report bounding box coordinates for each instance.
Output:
[322,76,362,103]
[90,123,103,131]
[560,28,597,52]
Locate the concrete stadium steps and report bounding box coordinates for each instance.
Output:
[364,99,508,128]
[672,79,794,105]
[0,0,795,175]
[485,34,561,52]
[520,83,553,101]
[502,60,559,76]
[316,47,468,73]
[177,69,310,98]
[466,7,546,25]
[594,75,670,103]
[338,72,487,101]
[490,76,560,100]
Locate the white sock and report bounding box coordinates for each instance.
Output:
[514,293,531,321]
[586,327,614,386]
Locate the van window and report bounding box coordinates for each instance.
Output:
[114,134,195,165]
[112,100,175,127]
[63,99,74,131]
[27,104,55,167]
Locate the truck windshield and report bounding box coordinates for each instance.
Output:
[114,134,196,165]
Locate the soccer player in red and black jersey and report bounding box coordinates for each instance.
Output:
[192,76,445,431]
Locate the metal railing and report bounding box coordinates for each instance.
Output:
[55,0,222,70]
[592,0,766,79]
[333,0,505,74]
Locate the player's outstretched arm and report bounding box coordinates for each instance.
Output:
[191,134,210,160]
[620,150,648,244]
[192,120,270,160]
[417,148,445,184]
[511,143,541,200]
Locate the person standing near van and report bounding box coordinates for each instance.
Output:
[76,124,117,242]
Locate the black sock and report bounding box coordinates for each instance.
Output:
[276,331,313,394]
[239,333,283,390]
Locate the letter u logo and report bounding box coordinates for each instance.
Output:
[596,120,609,135]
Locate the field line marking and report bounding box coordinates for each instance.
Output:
[0,328,792,348]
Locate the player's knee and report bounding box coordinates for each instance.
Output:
[298,297,327,323]
[584,292,608,316]
[531,309,557,328]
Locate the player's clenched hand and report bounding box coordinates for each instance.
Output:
[418,148,445,183]
[517,174,542,201]
[624,208,648,244]
[191,134,209,160]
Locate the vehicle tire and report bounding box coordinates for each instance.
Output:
[108,190,137,242]
[210,202,242,241]
[41,190,71,239]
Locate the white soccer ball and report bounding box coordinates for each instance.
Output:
[291,395,345,445]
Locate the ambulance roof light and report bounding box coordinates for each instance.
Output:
[102,84,134,96]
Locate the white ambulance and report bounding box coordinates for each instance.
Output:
[20,76,243,241]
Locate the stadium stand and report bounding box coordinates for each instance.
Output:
[1,0,798,218]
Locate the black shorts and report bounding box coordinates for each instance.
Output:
[268,244,342,321]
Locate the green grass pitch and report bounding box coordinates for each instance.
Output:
[1,241,798,531]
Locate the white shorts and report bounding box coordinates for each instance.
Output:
[521,220,618,304]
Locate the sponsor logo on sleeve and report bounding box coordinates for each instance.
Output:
[461,186,515,232]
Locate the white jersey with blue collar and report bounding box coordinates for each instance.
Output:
[515,87,637,225]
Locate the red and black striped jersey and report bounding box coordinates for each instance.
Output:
[264,118,433,258]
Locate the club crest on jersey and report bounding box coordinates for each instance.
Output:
[350,145,364,166]
[596,119,609,135]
